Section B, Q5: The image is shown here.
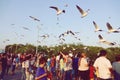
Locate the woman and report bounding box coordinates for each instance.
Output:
[78,53,89,80]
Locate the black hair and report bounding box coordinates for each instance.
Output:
[39,57,47,64]
[99,50,107,56]
[115,55,120,61]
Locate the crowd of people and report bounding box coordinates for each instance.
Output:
[0,49,120,80]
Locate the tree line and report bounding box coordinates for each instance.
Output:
[5,43,120,62]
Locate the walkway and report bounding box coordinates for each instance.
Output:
[4,66,22,80]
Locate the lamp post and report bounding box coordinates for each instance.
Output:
[36,26,40,54]
[29,16,41,54]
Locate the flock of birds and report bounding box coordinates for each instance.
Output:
[43,5,120,46]
[93,21,120,33]
[3,4,120,47]
[92,21,120,46]
[49,5,90,18]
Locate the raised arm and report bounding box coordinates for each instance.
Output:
[60,51,67,59]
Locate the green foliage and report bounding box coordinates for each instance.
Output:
[5,43,120,62]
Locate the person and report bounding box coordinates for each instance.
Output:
[50,54,56,80]
[35,57,47,80]
[112,54,120,80]
[72,53,79,80]
[89,60,95,80]
[11,55,16,75]
[0,54,2,75]
[21,57,26,80]
[0,53,7,80]
[78,53,89,80]
[46,58,50,72]
[24,55,31,80]
[60,51,73,80]
[55,54,60,80]
[59,55,65,80]
[6,55,12,75]
[93,50,113,80]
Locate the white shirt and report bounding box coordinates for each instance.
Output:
[25,60,30,68]
[93,56,112,79]
[78,58,89,71]
[22,61,25,68]
[64,57,72,71]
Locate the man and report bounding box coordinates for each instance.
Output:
[93,50,113,80]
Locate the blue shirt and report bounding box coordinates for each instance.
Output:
[36,67,47,80]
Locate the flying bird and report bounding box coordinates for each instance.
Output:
[22,27,30,31]
[59,38,65,41]
[50,6,65,15]
[93,21,103,32]
[59,32,68,38]
[29,16,40,22]
[11,24,15,25]
[40,34,49,39]
[59,30,79,39]
[74,36,81,41]
[3,39,10,43]
[118,27,120,29]
[106,22,120,33]
[21,35,24,37]
[98,34,106,42]
[68,30,75,35]
[64,4,68,7]
[76,5,90,18]
[6,39,10,41]
[98,34,116,46]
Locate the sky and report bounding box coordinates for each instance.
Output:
[0,0,120,50]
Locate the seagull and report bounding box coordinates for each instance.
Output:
[76,5,90,18]
[102,41,116,46]
[37,40,41,43]
[74,36,81,41]
[59,32,68,38]
[40,34,49,39]
[29,16,40,22]
[98,34,116,46]
[50,6,65,15]
[21,35,24,37]
[3,39,10,43]
[11,24,15,25]
[93,21,103,32]
[64,4,68,7]
[22,27,30,31]
[98,34,106,42]
[59,38,65,41]
[6,39,10,41]
[67,30,75,35]
[106,22,120,33]
[118,27,120,30]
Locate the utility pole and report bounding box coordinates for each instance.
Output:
[36,26,40,54]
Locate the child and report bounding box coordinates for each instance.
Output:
[89,60,95,80]
[35,57,47,80]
